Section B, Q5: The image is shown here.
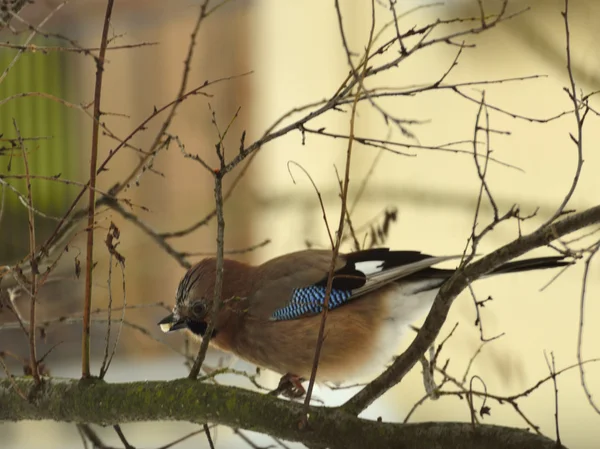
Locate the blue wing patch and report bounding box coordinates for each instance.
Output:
[270,285,353,321]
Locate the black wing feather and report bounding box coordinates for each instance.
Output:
[314,248,438,290]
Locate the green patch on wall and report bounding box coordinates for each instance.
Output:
[0,38,80,263]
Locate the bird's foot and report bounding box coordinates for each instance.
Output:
[275,373,306,399]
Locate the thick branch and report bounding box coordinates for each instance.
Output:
[0,378,564,449]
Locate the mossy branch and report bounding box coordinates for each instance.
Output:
[1,377,564,449]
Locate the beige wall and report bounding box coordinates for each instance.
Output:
[2,0,599,447]
[250,0,600,447]
[62,0,256,352]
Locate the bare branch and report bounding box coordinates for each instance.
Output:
[82,0,115,379]
[344,204,600,414]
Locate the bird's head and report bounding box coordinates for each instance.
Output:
[158,258,252,339]
[158,259,218,338]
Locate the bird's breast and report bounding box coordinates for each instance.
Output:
[229,281,439,383]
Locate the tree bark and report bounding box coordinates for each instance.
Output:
[1,377,565,449]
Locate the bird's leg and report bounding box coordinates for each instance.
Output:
[275,373,306,399]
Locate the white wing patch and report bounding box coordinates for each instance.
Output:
[352,255,461,299]
[354,260,385,275]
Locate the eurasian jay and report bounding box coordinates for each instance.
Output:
[158,248,567,385]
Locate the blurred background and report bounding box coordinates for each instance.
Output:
[1,0,599,447]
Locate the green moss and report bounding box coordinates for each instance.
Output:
[1,377,564,449]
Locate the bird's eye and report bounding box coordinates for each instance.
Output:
[191,302,206,316]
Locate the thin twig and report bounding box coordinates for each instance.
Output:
[287,161,333,248]
[541,0,585,227]
[113,424,135,449]
[103,197,191,269]
[109,0,213,197]
[182,238,271,257]
[77,424,111,449]
[13,119,40,384]
[99,236,126,380]
[0,0,69,86]
[188,158,226,378]
[0,41,158,53]
[161,150,259,239]
[302,0,377,421]
[0,183,5,225]
[203,423,215,449]
[0,355,27,400]
[544,351,561,445]
[576,242,600,414]
[82,0,114,379]
[156,427,211,449]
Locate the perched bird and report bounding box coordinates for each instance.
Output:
[159,248,567,387]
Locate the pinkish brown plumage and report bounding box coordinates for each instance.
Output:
[159,248,568,384]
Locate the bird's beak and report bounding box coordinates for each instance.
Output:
[158,313,187,333]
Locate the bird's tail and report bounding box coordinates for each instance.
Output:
[488,256,571,276]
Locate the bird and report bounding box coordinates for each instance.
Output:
[158,248,568,390]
